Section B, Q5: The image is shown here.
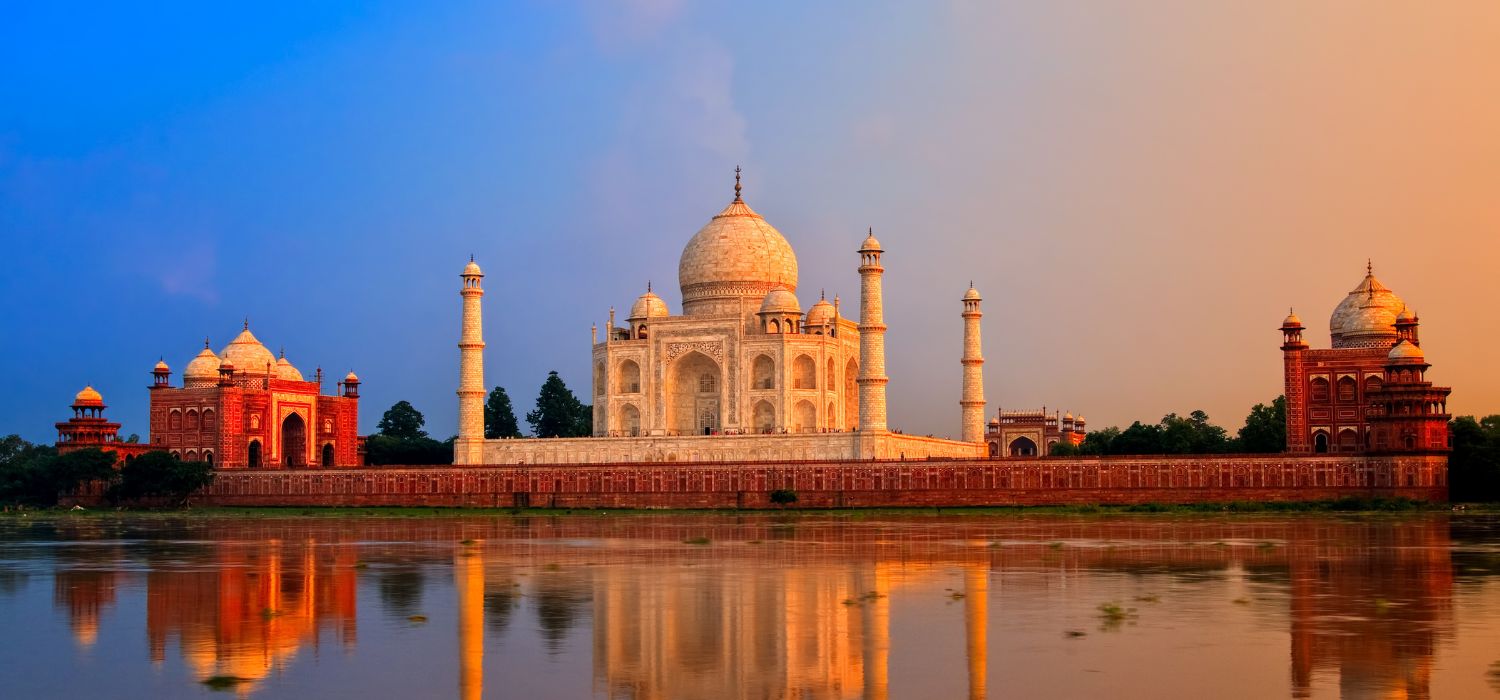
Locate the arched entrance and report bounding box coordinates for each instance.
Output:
[322,443,335,467]
[282,413,307,467]
[1008,436,1038,457]
[247,440,262,468]
[1313,432,1329,453]
[668,351,720,435]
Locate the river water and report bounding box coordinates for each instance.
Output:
[1,512,1498,699]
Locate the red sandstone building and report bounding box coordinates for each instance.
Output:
[55,386,153,462]
[1281,265,1451,455]
[984,408,1087,457]
[145,324,363,468]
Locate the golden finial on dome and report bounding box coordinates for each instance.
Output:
[203,337,210,349]
[243,317,249,331]
[733,165,742,202]
[647,280,652,293]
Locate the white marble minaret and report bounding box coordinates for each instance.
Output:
[857,229,888,433]
[960,283,986,443]
[456,257,486,464]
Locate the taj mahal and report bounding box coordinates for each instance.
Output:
[453,170,989,465]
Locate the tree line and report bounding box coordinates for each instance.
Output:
[0,436,214,507]
[365,370,592,465]
[1051,397,1287,457]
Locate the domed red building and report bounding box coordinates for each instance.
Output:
[1281,265,1451,454]
[146,323,362,468]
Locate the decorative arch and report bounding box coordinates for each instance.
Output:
[168,409,183,430]
[844,358,859,430]
[616,403,641,437]
[792,400,816,432]
[1337,428,1359,451]
[185,409,199,430]
[1312,430,1329,454]
[1008,436,1038,457]
[827,402,836,430]
[988,441,1000,458]
[669,351,720,435]
[247,440,262,468]
[594,361,605,396]
[282,413,308,467]
[249,414,261,431]
[752,355,776,390]
[184,449,198,461]
[203,451,214,467]
[792,355,816,390]
[769,319,780,334]
[1336,376,1357,403]
[753,400,776,433]
[617,359,642,394]
[1310,377,1330,403]
[1364,375,1383,394]
[202,409,216,429]
[322,443,335,467]
[826,358,835,389]
[637,324,649,339]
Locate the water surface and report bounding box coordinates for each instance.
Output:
[2,512,1498,699]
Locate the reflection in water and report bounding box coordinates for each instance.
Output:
[9,515,1500,699]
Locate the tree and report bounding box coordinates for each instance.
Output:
[378,400,428,440]
[110,451,214,506]
[1078,427,1121,456]
[0,438,114,507]
[1237,396,1287,453]
[485,386,522,439]
[363,434,453,466]
[526,371,590,438]
[1450,415,1500,502]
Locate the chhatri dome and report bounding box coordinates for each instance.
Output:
[758,286,801,315]
[628,283,670,321]
[806,291,835,326]
[74,385,104,406]
[275,350,304,381]
[677,167,799,316]
[1329,262,1406,349]
[183,340,221,385]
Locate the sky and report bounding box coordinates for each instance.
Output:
[3,1,1498,443]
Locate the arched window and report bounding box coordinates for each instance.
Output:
[322,443,335,467]
[1337,377,1357,403]
[753,401,775,432]
[637,324,648,339]
[826,358,835,388]
[203,451,213,467]
[248,440,262,468]
[1337,428,1359,451]
[1310,377,1330,403]
[752,355,775,390]
[185,410,199,430]
[594,362,605,396]
[988,442,1000,457]
[202,409,216,429]
[792,355,816,390]
[1313,432,1329,453]
[769,319,780,334]
[184,449,198,461]
[1364,376,1383,395]
[168,410,183,430]
[698,372,717,393]
[323,418,334,434]
[618,360,641,394]
[249,414,261,430]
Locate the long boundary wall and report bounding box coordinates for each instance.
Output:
[197,454,1447,508]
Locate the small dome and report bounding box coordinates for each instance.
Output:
[806,295,835,325]
[73,386,103,406]
[1388,339,1425,362]
[1330,269,1405,348]
[1064,411,1074,420]
[463,259,483,277]
[220,328,276,373]
[963,284,981,301]
[344,371,359,383]
[759,287,801,314]
[276,356,304,381]
[153,359,170,372]
[860,228,882,252]
[1396,307,1416,322]
[628,289,670,320]
[1282,309,1302,327]
[183,346,221,382]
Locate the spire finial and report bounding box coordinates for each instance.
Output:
[1367,258,1373,275]
[204,337,210,349]
[470,253,474,262]
[279,346,285,359]
[243,317,249,331]
[733,165,742,201]
[647,280,652,293]
[820,288,826,301]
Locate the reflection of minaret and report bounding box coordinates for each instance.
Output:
[964,565,988,700]
[456,547,484,700]
[861,566,890,700]
[456,258,486,464]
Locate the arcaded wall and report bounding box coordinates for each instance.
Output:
[196,454,1447,508]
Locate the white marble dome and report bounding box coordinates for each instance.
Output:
[276,355,304,381]
[806,296,835,326]
[183,345,221,384]
[759,287,801,314]
[628,289,670,320]
[678,188,798,316]
[220,328,276,373]
[1330,271,1405,349]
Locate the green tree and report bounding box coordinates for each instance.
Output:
[485,386,522,439]
[526,371,590,438]
[377,400,428,440]
[110,451,214,506]
[363,434,453,466]
[1237,396,1287,453]
[1111,421,1164,455]
[1450,415,1500,502]
[1078,427,1121,456]
[1049,440,1082,457]
[0,439,116,507]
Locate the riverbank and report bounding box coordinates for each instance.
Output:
[5,498,1496,520]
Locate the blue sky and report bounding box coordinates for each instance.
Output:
[4,2,1497,442]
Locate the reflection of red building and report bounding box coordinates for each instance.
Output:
[148,323,362,468]
[1281,265,1451,455]
[55,386,152,462]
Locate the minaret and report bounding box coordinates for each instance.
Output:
[960,283,985,443]
[1280,308,1308,454]
[456,257,486,464]
[857,229,888,433]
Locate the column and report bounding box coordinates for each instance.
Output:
[961,284,986,443]
[457,258,486,464]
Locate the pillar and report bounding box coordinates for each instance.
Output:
[1281,310,1308,454]
[960,284,985,443]
[857,229,888,434]
[456,258,486,464]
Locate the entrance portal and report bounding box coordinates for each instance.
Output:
[282,414,307,467]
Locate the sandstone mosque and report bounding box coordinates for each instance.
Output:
[453,170,992,465]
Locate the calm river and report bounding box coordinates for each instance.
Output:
[1,512,1498,699]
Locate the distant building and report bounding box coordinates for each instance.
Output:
[146,323,362,468]
[985,409,1088,457]
[55,386,152,462]
[1280,265,1451,454]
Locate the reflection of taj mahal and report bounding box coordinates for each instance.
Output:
[455,171,988,465]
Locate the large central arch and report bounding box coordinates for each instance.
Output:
[282,413,307,467]
[668,351,721,435]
